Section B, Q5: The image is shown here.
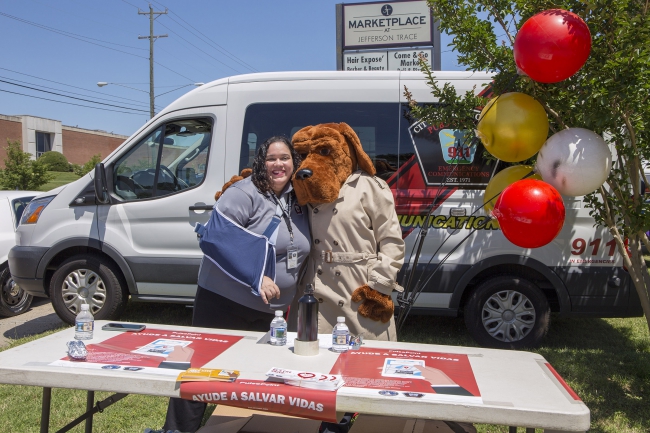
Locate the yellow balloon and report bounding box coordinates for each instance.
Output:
[484,165,542,216]
[476,92,549,163]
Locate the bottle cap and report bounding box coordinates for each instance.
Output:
[304,284,314,294]
[337,316,345,323]
[81,304,89,311]
[275,310,283,317]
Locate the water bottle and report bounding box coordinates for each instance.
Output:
[74,304,94,340]
[270,310,287,346]
[331,316,350,353]
[297,284,318,342]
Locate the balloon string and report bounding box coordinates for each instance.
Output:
[395,168,536,332]
[397,73,522,331]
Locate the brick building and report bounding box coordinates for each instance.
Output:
[0,114,128,168]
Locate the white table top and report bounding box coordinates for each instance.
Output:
[0,321,589,431]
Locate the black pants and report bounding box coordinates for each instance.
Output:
[163,287,274,433]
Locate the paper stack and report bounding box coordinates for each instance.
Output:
[266,367,344,391]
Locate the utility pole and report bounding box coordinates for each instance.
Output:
[138,5,167,119]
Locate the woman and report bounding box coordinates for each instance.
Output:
[163,136,311,433]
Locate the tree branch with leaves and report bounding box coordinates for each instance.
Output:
[411,0,650,333]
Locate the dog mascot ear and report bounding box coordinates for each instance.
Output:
[337,122,376,176]
[214,168,252,201]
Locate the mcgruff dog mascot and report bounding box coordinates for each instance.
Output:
[217,123,404,341]
[291,122,404,341]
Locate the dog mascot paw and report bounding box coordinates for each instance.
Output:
[214,168,252,201]
[351,285,394,324]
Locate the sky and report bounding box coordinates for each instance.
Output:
[0,0,462,137]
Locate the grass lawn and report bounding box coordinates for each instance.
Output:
[0,301,648,432]
[38,171,82,191]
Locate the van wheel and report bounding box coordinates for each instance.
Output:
[50,255,128,325]
[0,265,34,317]
[464,276,550,350]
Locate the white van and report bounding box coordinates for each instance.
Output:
[9,71,641,349]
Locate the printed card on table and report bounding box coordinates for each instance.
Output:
[382,358,425,379]
[131,339,191,358]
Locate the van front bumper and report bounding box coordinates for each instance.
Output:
[8,246,49,297]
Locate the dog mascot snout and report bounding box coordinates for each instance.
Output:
[295,168,313,180]
[292,122,404,341]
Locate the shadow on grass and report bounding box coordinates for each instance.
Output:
[398,314,649,432]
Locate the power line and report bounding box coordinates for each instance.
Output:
[0,67,159,108]
[151,0,258,73]
[0,11,146,52]
[0,11,196,84]
[0,79,150,113]
[0,74,153,110]
[0,89,146,115]
[155,20,243,74]
[0,11,148,59]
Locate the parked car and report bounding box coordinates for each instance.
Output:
[0,191,39,316]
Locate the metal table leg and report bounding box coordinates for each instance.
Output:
[85,391,94,433]
[54,392,128,433]
[41,387,52,433]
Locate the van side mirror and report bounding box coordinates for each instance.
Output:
[94,163,110,204]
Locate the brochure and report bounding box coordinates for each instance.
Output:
[381,358,426,379]
[131,338,192,358]
[176,368,240,382]
[266,367,344,391]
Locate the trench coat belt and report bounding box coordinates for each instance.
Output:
[321,251,377,263]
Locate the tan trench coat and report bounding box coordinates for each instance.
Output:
[297,171,405,341]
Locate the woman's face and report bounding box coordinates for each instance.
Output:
[265,141,294,194]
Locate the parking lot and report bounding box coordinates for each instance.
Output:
[0,297,65,348]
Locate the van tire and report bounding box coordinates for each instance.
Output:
[50,255,128,325]
[464,276,550,349]
[0,265,34,317]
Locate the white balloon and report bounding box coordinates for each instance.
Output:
[536,128,612,196]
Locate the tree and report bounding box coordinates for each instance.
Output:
[408,0,650,332]
[0,140,53,190]
[71,154,102,177]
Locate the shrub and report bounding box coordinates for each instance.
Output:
[72,154,102,177]
[39,151,70,172]
[0,140,53,190]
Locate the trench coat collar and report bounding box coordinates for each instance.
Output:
[337,170,364,199]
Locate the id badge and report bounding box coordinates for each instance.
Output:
[287,248,298,270]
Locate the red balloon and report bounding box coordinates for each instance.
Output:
[492,179,565,248]
[514,9,591,83]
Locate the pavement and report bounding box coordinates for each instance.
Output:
[0,297,66,348]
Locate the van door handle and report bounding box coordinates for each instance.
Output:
[189,205,213,211]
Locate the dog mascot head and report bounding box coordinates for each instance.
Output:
[291,122,376,205]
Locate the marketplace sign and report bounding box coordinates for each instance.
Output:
[343,48,432,71]
[343,0,433,50]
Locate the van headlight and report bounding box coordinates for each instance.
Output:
[20,196,55,225]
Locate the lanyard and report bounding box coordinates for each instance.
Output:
[271,191,294,245]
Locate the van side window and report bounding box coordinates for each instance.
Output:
[113,118,212,201]
[240,103,400,181]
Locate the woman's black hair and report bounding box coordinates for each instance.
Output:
[251,135,302,194]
